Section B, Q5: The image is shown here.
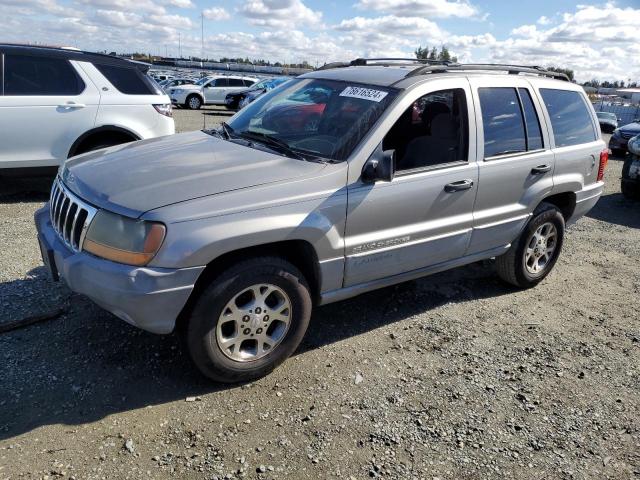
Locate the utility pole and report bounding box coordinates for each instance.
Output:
[178,32,182,59]
[201,12,204,61]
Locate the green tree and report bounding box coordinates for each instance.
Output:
[546,66,575,82]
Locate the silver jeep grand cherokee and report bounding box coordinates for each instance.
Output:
[35,59,608,383]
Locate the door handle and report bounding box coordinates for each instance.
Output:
[531,164,551,175]
[444,179,474,193]
[58,102,86,109]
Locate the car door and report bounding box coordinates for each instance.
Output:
[227,78,247,95]
[343,79,479,287]
[0,52,100,169]
[465,77,555,254]
[203,77,227,104]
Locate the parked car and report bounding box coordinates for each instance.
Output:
[225,77,291,111]
[621,134,640,199]
[609,119,640,157]
[169,76,258,110]
[0,44,175,174]
[36,61,607,383]
[595,111,619,133]
[160,77,197,93]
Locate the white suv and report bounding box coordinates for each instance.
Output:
[169,75,258,110]
[0,44,175,173]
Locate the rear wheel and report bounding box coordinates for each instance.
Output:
[495,203,565,288]
[184,257,312,383]
[186,94,202,110]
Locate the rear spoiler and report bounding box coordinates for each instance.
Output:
[126,59,151,73]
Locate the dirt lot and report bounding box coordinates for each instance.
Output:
[0,120,638,480]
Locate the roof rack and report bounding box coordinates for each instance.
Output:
[316,57,569,81]
[404,63,570,81]
[317,57,454,71]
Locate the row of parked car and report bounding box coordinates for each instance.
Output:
[163,75,290,111]
[0,44,292,173]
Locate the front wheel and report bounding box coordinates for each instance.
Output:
[185,94,202,110]
[495,203,565,288]
[184,257,312,383]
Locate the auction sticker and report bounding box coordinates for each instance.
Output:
[340,86,388,102]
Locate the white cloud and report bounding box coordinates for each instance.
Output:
[203,7,231,21]
[165,0,194,7]
[148,13,193,29]
[354,0,480,19]
[94,9,142,28]
[537,15,551,25]
[239,0,323,28]
[76,0,165,14]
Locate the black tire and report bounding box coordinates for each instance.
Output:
[72,140,128,157]
[185,94,202,110]
[611,149,626,158]
[184,257,312,383]
[495,203,565,288]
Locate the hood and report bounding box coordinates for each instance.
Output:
[171,84,200,91]
[62,131,326,217]
[620,122,640,134]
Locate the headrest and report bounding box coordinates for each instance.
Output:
[431,114,458,139]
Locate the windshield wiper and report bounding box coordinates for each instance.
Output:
[220,122,235,140]
[238,131,306,160]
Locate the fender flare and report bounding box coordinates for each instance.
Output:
[68,125,141,158]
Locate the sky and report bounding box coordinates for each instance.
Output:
[1,0,639,82]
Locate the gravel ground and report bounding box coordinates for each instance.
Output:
[0,125,638,480]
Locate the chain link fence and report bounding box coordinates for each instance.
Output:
[592,101,640,127]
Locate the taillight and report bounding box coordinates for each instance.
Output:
[597,149,608,182]
[153,103,172,118]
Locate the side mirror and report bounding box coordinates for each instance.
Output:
[362,148,396,183]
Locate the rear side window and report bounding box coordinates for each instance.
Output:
[540,89,597,147]
[94,63,160,95]
[228,78,244,87]
[479,88,526,157]
[479,87,547,158]
[4,54,84,96]
[244,79,256,87]
[518,88,543,150]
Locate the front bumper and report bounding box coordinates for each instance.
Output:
[35,206,204,334]
[609,135,629,151]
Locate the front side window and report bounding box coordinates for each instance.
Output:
[226,79,397,161]
[213,78,228,87]
[540,89,597,147]
[4,54,85,96]
[383,88,469,171]
[94,64,160,95]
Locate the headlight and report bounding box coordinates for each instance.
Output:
[612,128,621,136]
[83,210,166,266]
[629,136,640,156]
[173,88,184,94]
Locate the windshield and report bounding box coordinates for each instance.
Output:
[226,78,397,161]
[597,112,616,120]
[195,77,210,86]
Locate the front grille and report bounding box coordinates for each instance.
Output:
[49,177,98,252]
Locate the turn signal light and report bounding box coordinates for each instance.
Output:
[597,149,608,182]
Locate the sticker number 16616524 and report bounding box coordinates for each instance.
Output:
[339,86,388,102]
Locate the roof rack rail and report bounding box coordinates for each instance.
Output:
[404,63,569,81]
[316,57,455,71]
